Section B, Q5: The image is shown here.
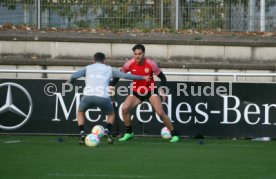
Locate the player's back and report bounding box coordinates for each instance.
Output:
[84,63,112,98]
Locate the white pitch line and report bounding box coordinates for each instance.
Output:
[48,173,153,178]
[3,140,22,144]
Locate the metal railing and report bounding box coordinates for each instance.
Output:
[1,69,276,82]
[0,0,275,32]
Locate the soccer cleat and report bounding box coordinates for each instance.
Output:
[79,131,86,145]
[170,136,179,143]
[118,133,134,142]
[104,129,114,144]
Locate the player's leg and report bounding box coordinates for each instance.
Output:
[96,97,115,144]
[149,95,173,130]
[77,110,86,144]
[77,111,86,130]
[149,95,179,143]
[77,96,90,144]
[118,95,141,141]
[104,112,115,144]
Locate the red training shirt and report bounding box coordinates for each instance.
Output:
[121,57,161,94]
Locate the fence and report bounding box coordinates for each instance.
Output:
[0,0,276,32]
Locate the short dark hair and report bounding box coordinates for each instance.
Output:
[132,44,145,53]
[94,52,105,62]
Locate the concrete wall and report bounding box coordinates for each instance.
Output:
[1,32,276,82]
[1,41,276,61]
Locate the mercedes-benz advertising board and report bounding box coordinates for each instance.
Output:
[1,79,276,138]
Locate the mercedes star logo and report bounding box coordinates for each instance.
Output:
[0,82,33,130]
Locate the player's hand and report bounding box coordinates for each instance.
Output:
[143,75,151,82]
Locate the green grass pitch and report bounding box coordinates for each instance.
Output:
[1,135,276,179]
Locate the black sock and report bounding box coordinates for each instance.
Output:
[78,125,85,133]
[170,129,177,137]
[126,126,132,134]
[106,123,113,133]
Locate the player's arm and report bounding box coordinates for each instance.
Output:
[157,71,167,87]
[151,59,168,101]
[112,69,150,81]
[156,71,168,102]
[67,68,86,84]
[150,59,167,87]
[109,60,130,86]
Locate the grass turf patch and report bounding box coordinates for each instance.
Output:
[1,135,276,179]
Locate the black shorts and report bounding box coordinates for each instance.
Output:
[131,89,159,102]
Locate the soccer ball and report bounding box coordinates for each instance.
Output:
[91,125,105,138]
[161,127,171,139]
[85,134,100,147]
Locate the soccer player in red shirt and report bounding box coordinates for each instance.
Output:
[111,44,179,143]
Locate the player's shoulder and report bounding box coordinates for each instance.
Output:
[105,64,112,69]
[123,58,136,68]
[126,58,136,65]
[145,57,159,67]
[86,63,94,70]
[145,57,155,63]
[87,63,111,70]
[88,62,108,67]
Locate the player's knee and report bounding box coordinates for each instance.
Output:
[122,106,130,114]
